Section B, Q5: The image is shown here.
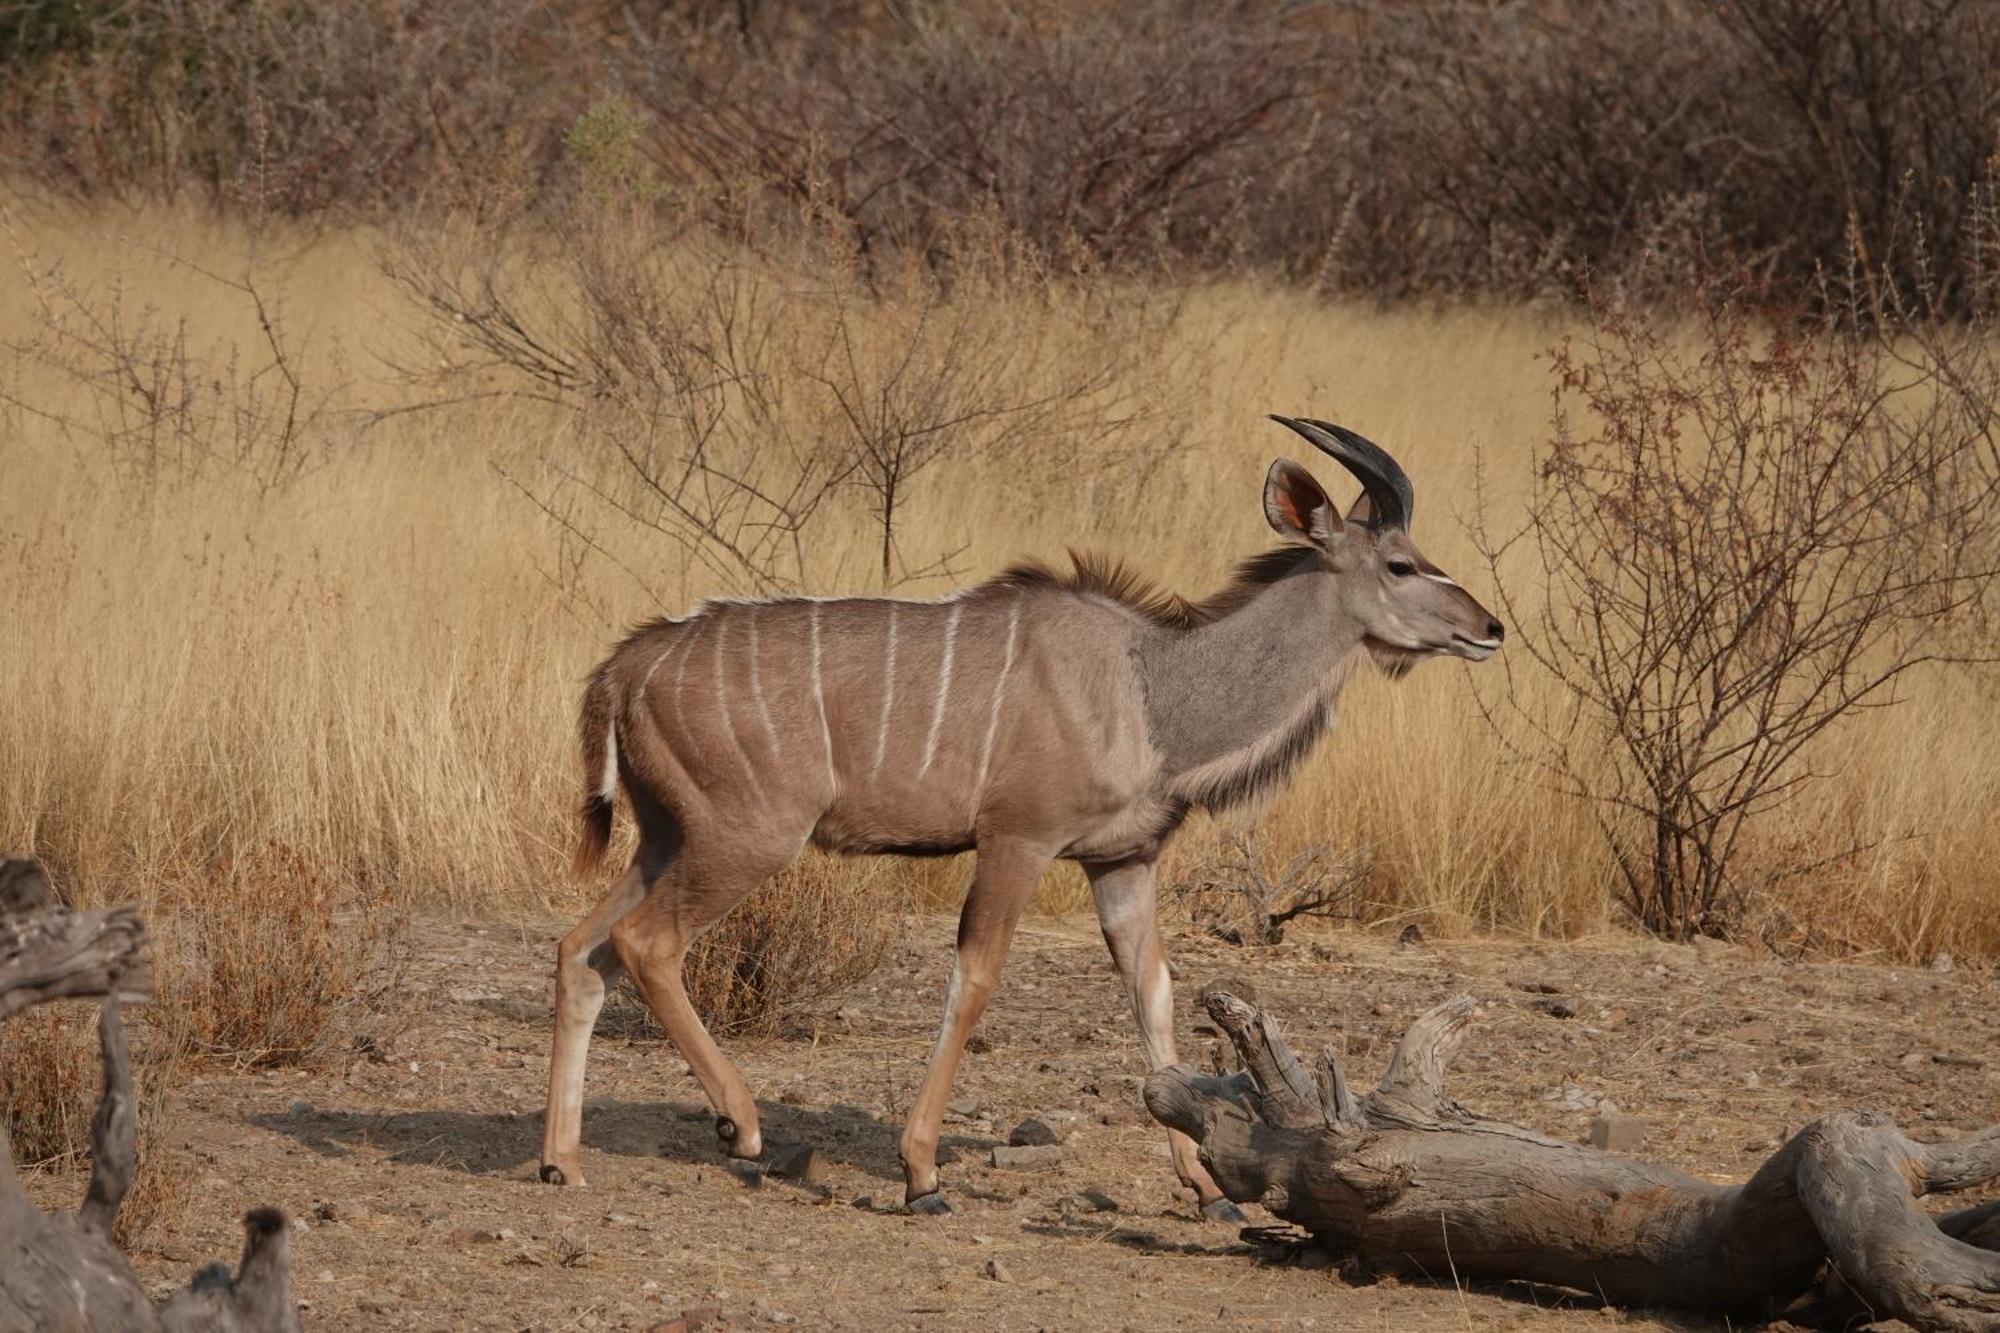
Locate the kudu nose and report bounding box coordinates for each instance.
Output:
[1486,618,1505,643]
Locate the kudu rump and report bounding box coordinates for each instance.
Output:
[541,416,1503,1214]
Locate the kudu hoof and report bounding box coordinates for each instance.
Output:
[905,1191,953,1216]
[1200,1196,1248,1224]
[538,1162,572,1186]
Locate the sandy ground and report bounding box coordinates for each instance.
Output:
[81,913,2000,1331]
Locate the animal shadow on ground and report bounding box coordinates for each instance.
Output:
[251,1098,996,1188]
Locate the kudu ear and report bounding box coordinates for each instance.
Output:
[1263,459,1341,547]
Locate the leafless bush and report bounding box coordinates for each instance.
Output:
[1478,289,2000,939]
[385,209,871,599]
[382,186,1175,599]
[8,1,1999,308]
[1172,831,1367,946]
[0,0,580,215]
[1297,0,2000,310]
[651,854,895,1039]
[618,1,1324,273]
[0,234,334,495]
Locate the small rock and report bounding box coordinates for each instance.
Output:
[1929,950,1954,973]
[989,1144,1063,1171]
[289,1101,315,1117]
[603,1210,636,1225]
[311,1200,338,1223]
[768,1144,830,1184]
[1370,1002,1395,1017]
[1064,1188,1119,1213]
[1515,981,1563,995]
[1531,996,1579,1019]
[682,1308,725,1331]
[946,1097,984,1118]
[1589,1112,1646,1153]
[1008,1118,1062,1147]
[983,1258,1012,1282]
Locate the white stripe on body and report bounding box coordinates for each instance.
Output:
[872,604,900,775]
[917,603,962,777]
[970,595,1022,800]
[745,611,780,757]
[810,603,836,791]
[710,612,765,800]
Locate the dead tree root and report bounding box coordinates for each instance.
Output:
[0,857,300,1332]
[1147,986,2000,1330]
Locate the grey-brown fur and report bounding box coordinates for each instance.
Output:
[542,415,1503,1212]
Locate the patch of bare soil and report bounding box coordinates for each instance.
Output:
[93,916,2000,1330]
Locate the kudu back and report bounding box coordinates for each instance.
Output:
[542,415,1503,1214]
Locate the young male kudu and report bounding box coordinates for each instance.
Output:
[540,415,1504,1215]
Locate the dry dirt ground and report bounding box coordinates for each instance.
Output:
[83,914,2000,1330]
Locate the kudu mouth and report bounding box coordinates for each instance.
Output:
[1451,632,1502,662]
[1449,615,1505,661]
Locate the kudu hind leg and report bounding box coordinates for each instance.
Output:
[1085,856,1237,1218]
[609,849,781,1162]
[899,838,1052,1211]
[541,863,648,1187]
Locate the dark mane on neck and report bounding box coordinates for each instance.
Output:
[984,547,1313,630]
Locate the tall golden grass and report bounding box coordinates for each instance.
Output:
[2,200,1996,973]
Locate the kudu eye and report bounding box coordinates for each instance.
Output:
[1386,558,1416,577]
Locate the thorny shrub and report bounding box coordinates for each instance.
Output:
[1478,288,2000,940]
[675,853,895,1039]
[156,839,398,1068]
[0,233,334,496]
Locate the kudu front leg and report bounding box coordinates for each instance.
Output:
[1086,855,1241,1221]
[899,838,1052,1214]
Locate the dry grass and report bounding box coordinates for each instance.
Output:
[0,1005,190,1246]
[1,199,1997,980]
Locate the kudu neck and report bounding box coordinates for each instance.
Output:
[1133,553,1366,782]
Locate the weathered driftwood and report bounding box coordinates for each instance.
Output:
[0,858,300,1333]
[1146,985,2000,1331]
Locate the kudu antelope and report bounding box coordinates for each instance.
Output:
[541,415,1503,1214]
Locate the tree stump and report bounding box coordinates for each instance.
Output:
[1146,985,2000,1330]
[0,857,300,1332]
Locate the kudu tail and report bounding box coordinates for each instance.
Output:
[575,665,618,878]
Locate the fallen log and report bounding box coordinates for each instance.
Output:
[0,857,300,1332]
[1146,985,2000,1331]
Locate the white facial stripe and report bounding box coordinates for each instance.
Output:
[872,604,899,774]
[918,603,962,777]
[971,595,1022,800]
[1420,572,1460,588]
